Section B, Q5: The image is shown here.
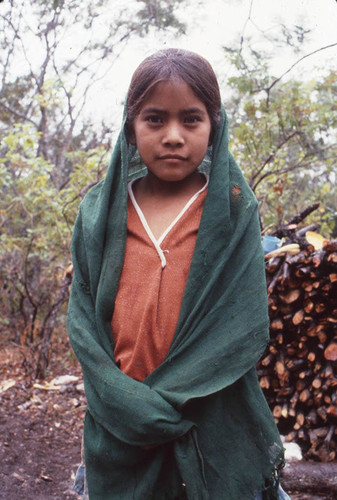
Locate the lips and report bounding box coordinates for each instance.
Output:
[158,154,186,161]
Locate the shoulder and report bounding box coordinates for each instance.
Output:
[72,179,105,247]
[228,153,258,211]
[79,179,105,214]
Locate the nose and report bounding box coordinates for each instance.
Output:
[162,122,185,146]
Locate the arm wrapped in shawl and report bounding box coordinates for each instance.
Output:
[68,209,193,447]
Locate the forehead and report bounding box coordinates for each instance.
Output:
[139,79,207,113]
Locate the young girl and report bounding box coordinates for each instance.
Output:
[68,49,290,500]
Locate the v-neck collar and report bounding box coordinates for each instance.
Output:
[128,175,209,269]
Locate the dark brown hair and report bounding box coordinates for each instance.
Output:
[126,48,221,140]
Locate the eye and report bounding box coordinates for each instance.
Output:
[184,115,202,124]
[145,115,163,124]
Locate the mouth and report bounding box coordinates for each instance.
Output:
[158,154,186,161]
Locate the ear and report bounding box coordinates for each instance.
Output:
[128,126,136,146]
[125,120,136,145]
[129,133,136,146]
[208,131,213,146]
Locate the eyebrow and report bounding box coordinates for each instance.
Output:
[184,107,207,116]
[140,106,207,116]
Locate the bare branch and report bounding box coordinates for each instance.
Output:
[238,0,254,57]
[0,100,38,126]
[249,131,300,186]
[255,42,337,94]
[251,147,336,192]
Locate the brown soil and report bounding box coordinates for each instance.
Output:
[0,339,84,500]
[0,339,335,499]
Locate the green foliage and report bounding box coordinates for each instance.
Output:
[135,0,186,35]
[0,76,34,127]
[62,147,110,226]
[0,0,187,187]
[0,124,109,347]
[224,46,337,237]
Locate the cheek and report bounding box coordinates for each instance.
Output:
[199,128,212,148]
[132,127,154,152]
[195,122,212,148]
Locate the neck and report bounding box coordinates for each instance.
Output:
[135,172,206,200]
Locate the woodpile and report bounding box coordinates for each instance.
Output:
[258,205,337,462]
[282,461,337,497]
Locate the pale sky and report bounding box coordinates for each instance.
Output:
[5,0,337,130]
[85,0,337,129]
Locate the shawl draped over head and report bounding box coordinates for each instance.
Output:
[67,106,284,499]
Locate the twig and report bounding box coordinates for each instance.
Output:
[254,42,337,95]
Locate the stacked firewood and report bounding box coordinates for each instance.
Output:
[258,204,337,462]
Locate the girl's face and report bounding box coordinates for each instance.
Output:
[131,79,211,184]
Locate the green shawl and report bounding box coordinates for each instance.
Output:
[67,107,284,499]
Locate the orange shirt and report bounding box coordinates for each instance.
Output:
[111,178,208,381]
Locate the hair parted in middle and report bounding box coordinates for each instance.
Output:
[126,48,221,141]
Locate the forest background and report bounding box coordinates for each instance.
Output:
[0,0,336,378]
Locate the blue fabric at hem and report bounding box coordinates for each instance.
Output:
[252,484,291,499]
[74,464,85,495]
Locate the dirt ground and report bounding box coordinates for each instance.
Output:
[0,338,84,500]
[0,340,335,500]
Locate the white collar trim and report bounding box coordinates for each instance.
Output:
[128,174,209,269]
